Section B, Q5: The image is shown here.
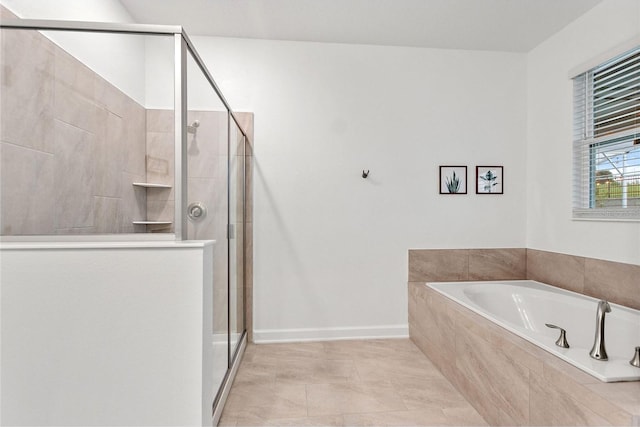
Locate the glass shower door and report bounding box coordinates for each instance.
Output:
[229,117,245,358]
[185,51,229,401]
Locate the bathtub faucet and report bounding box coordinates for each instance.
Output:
[589,300,611,361]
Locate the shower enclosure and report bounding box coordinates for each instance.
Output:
[0,10,251,426]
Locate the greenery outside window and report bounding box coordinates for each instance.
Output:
[573,47,640,220]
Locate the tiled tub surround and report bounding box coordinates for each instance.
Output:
[409,248,640,310]
[410,282,640,426]
[428,280,640,382]
[408,248,640,425]
[527,249,640,312]
[1,20,147,235]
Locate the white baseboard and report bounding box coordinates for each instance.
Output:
[253,324,409,343]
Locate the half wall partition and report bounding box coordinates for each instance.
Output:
[0,11,251,426]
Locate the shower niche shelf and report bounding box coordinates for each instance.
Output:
[132,182,173,231]
[132,182,172,189]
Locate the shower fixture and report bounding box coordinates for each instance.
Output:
[187,120,200,134]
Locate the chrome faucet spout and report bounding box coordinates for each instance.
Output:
[589,300,611,361]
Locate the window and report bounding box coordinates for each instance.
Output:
[573,47,640,220]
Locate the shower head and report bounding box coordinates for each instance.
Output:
[187,120,200,134]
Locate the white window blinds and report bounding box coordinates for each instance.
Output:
[573,47,640,220]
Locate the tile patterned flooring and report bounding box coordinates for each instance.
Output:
[219,339,487,426]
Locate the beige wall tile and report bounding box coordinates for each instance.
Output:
[186,177,217,239]
[1,28,55,153]
[54,47,95,99]
[146,109,174,133]
[0,142,55,235]
[94,110,125,198]
[454,320,530,425]
[233,112,254,142]
[529,372,612,426]
[455,307,545,376]
[146,200,174,223]
[187,110,228,179]
[540,363,632,426]
[94,74,128,118]
[468,248,526,280]
[145,131,175,189]
[526,249,585,293]
[409,285,458,382]
[122,99,146,176]
[93,196,122,234]
[584,258,640,310]
[408,249,469,282]
[53,81,98,133]
[585,382,640,421]
[0,5,18,18]
[121,172,147,233]
[53,121,96,229]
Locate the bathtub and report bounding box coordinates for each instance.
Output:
[428,280,640,382]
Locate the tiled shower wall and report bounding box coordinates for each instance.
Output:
[0,13,147,235]
[408,248,640,310]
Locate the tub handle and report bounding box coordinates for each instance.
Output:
[545,323,570,348]
[631,347,640,368]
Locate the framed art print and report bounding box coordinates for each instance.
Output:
[439,166,467,194]
[476,166,503,194]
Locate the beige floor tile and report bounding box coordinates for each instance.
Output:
[355,354,441,382]
[244,342,326,364]
[220,339,487,426]
[442,407,489,426]
[306,381,407,416]
[263,415,344,426]
[391,375,472,411]
[323,338,425,361]
[275,358,360,385]
[232,360,278,387]
[223,383,307,420]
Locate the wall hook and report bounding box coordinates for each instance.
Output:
[362,170,370,178]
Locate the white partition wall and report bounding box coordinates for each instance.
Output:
[0,241,215,426]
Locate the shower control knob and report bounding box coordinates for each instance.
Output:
[187,202,207,221]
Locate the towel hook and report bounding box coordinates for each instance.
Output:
[362,170,370,178]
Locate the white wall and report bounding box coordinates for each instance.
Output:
[1,0,148,105]
[526,0,640,265]
[174,37,528,341]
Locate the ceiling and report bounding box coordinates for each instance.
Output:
[118,0,602,52]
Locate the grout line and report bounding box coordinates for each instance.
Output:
[0,140,55,156]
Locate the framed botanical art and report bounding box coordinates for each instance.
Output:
[439,166,467,194]
[476,166,503,194]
